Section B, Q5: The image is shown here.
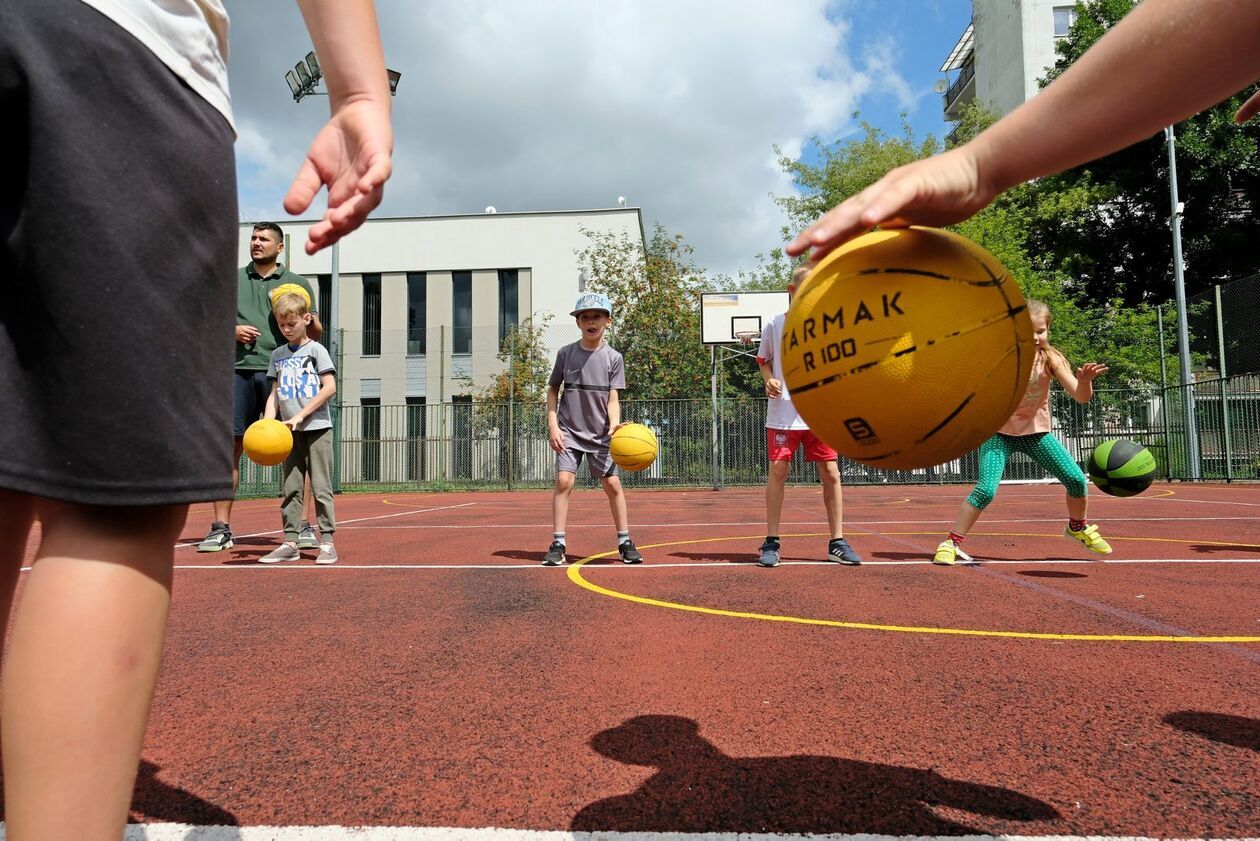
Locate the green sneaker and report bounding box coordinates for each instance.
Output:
[196,522,234,553]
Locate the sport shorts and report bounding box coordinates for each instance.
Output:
[766,428,838,462]
[0,0,238,505]
[233,370,273,437]
[556,446,617,479]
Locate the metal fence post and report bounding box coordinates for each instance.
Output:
[332,326,343,492]
[1216,285,1233,480]
[507,329,515,490]
[710,345,719,490]
[439,324,447,481]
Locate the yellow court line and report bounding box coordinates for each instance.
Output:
[881,531,1260,550]
[566,535,1260,643]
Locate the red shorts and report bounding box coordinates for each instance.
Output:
[766,428,837,462]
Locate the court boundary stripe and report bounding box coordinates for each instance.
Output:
[172,502,477,548]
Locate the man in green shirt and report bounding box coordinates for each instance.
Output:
[198,222,323,552]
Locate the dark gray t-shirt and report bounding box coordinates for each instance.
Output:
[549,341,625,452]
[267,340,336,431]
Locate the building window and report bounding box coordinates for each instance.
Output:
[361,396,380,481]
[362,273,381,355]
[1053,5,1077,37]
[406,396,426,480]
[407,272,426,356]
[452,270,472,355]
[498,269,519,344]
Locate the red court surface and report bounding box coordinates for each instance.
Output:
[11,483,1260,837]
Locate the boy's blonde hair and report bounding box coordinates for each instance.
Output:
[789,263,812,287]
[1027,298,1071,375]
[272,292,310,318]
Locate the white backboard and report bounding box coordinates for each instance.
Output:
[700,291,790,345]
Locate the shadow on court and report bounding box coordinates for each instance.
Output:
[1164,711,1260,752]
[1018,570,1089,579]
[571,715,1059,834]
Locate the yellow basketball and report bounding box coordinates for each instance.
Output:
[269,282,312,309]
[610,423,659,472]
[782,227,1034,470]
[242,418,293,466]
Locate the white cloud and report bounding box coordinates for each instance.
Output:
[226,0,872,277]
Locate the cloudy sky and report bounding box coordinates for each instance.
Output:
[226,1,970,278]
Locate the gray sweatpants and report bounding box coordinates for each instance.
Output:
[281,428,336,541]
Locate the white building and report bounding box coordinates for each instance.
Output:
[940,0,1078,126]
[237,208,646,484]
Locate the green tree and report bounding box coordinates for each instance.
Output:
[459,313,555,433]
[577,224,713,400]
[1032,0,1260,306]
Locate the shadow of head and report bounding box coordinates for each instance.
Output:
[590,714,709,767]
[1164,711,1260,752]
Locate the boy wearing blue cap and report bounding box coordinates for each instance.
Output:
[543,293,643,566]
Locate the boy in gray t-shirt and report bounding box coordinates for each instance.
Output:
[261,292,339,564]
[543,292,643,566]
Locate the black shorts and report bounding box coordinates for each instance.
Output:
[233,370,273,437]
[0,0,238,506]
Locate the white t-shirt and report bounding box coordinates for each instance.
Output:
[78,0,234,129]
[756,313,808,431]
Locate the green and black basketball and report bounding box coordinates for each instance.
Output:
[1088,439,1157,497]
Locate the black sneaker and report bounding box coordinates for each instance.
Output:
[758,540,781,568]
[196,522,234,553]
[542,541,567,566]
[618,539,643,564]
[827,538,862,565]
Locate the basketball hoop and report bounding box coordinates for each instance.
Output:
[734,330,760,346]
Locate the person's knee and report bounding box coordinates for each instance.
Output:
[966,485,996,510]
[817,461,841,486]
[768,460,790,481]
[1063,471,1088,498]
[602,476,623,496]
[555,473,576,493]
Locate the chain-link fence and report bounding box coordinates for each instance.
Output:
[1183,273,1260,380]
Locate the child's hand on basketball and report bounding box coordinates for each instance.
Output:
[786,146,1001,262]
[282,417,303,431]
[1078,362,1109,382]
[764,378,783,399]
[548,424,566,453]
[284,98,393,255]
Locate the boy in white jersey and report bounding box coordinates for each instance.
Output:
[755,266,861,568]
[0,1,392,836]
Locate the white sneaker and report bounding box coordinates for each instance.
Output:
[315,542,339,564]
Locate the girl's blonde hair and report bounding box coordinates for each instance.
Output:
[1026,298,1071,376]
[272,291,310,319]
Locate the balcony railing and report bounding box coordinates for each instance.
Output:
[942,61,975,112]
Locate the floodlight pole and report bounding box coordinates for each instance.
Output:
[1165,125,1201,478]
[711,345,719,490]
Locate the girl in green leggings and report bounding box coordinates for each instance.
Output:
[933,300,1111,565]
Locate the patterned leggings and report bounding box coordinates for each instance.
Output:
[966,432,1088,511]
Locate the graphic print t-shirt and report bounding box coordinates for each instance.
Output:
[549,341,625,452]
[267,340,336,432]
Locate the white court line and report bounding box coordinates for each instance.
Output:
[341,514,1260,530]
[173,502,478,548]
[167,558,1260,571]
[97,826,1260,841]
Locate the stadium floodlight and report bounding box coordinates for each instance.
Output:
[305,51,321,81]
[294,61,312,86]
[387,69,402,96]
[285,70,302,100]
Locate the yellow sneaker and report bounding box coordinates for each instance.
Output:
[1065,523,1112,555]
[933,540,959,565]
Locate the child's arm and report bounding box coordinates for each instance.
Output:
[286,0,394,255]
[758,360,782,399]
[607,389,622,434]
[547,384,565,453]
[1053,358,1109,404]
[283,373,337,430]
[264,380,280,420]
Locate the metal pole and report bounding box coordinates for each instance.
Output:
[507,329,515,491]
[1215,284,1232,480]
[328,240,339,360]
[710,345,719,490]
[1165,125,1201,478]
[1156,304,1171,465]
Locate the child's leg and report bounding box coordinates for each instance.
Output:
[552,470,577,534]
[0,490,36,643]
[279,433,309,544]
[1024,433,1091,517]
[765,460,791,535]
[308,428,336,538]
[956,434,1012,535]
[2,497,184,839]
[817,459,843,540]
[211,436,245,527]
[601,474,628,532]
[304,474,317,527]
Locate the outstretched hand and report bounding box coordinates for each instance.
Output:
[284,97,393,255]
[785,146,1001,262]
[1236,90,1260,124]
[1078,362,1109,382]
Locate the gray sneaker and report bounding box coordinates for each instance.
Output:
[758,540,781,568]
[315,542,339,564]
[296,522,320,550]
[196,523,234,553]
[259,543,301,564]
[542,541,566,566]
[827,538,862,565]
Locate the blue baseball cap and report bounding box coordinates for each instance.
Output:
[570,292,612,318]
